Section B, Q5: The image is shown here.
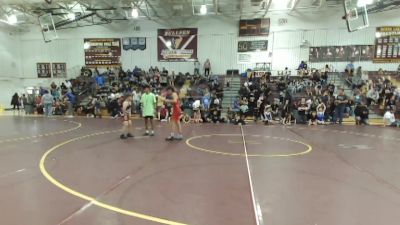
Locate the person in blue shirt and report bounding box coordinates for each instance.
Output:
[202,95,210,110]
[346,61,355,75]
[95,74,105,87]
[65,91,76,117]
[233,96,241,112]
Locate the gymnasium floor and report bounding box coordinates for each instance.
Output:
[0,115,400,225]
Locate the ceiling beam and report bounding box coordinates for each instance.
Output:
[239,0,244,19]
[262,0,272,18]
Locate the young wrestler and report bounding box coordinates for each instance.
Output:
[158,86,183,141]
[120,94,134,139]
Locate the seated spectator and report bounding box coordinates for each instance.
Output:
[366,87,379,107]
[232,96,241,112]
[192,99,202,123]
[262,103,273,125]
[383,107,399,127]
[297,98,309,124]
[316,102,326,125]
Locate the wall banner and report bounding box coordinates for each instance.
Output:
[238,40,268,52]
[374,26,400,63]
[84,38,121,67]
[37,63,51,78]
[309,45,374,63]
[52,63,67,78]
[122,37,146,51]
[157,28,198,62]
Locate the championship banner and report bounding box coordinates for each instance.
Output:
[52,63,67,78]
[238,40,268,52]
[84,38,121,67]
[309,45,374,62]
[37,63,51,78]
[157,28,198,62]
[122,37,146,51]
[374,26,400,63]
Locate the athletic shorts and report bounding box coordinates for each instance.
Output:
[144,116,154,119]
[171,111,181,121]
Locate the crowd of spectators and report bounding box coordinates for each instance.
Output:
[233,61,400,127]
[9,62,400,127]
[9,65,227,123]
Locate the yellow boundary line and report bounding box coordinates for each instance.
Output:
[185,134,313,157]
[39,130,187,225]
[0,119,82,144]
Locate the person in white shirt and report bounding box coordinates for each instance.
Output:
[366,88,379,107]
[383,108,399,127]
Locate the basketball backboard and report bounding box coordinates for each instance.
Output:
[38,13,58,43]
[343,0,370,32]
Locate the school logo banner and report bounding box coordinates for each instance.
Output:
[157,28,198,62]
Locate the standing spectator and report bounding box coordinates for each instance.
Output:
[194,60,201,75]
[41,90,54,117]
[21,94,28,114]
[204,59,211,76]
[65,91,76,117]
[11,93,20,111]
[333,88,348,125]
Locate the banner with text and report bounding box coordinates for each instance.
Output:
[374,26,400,63]
[238,40,268,52]
[84,38,121,67]
[122,37,146,51]
[157,28,198,62]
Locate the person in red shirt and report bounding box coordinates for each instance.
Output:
[159,86,183,141]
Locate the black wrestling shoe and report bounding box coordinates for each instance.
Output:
[126,133,134,138]
[120,134,127,139]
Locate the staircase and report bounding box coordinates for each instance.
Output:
[222,76,241,113]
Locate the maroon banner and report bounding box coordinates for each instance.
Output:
[84,38,121,67]
[157,28,198,62]
[374,26,400,63]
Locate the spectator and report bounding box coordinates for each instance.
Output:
[11,93,20,111]
[41,90,54,117]
[204,59,211,76]
[333,88,348,125]
[383,107,399,127]
[354,102,369,125]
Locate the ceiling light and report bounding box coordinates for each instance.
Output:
[375,32,382,38]
[67,12,76,21]
[166,41,172,47]
[7,14,17,25]
[357,0,373,7]
[84,42,91,49]
[131,8,139,18]
[200,4,207,15]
